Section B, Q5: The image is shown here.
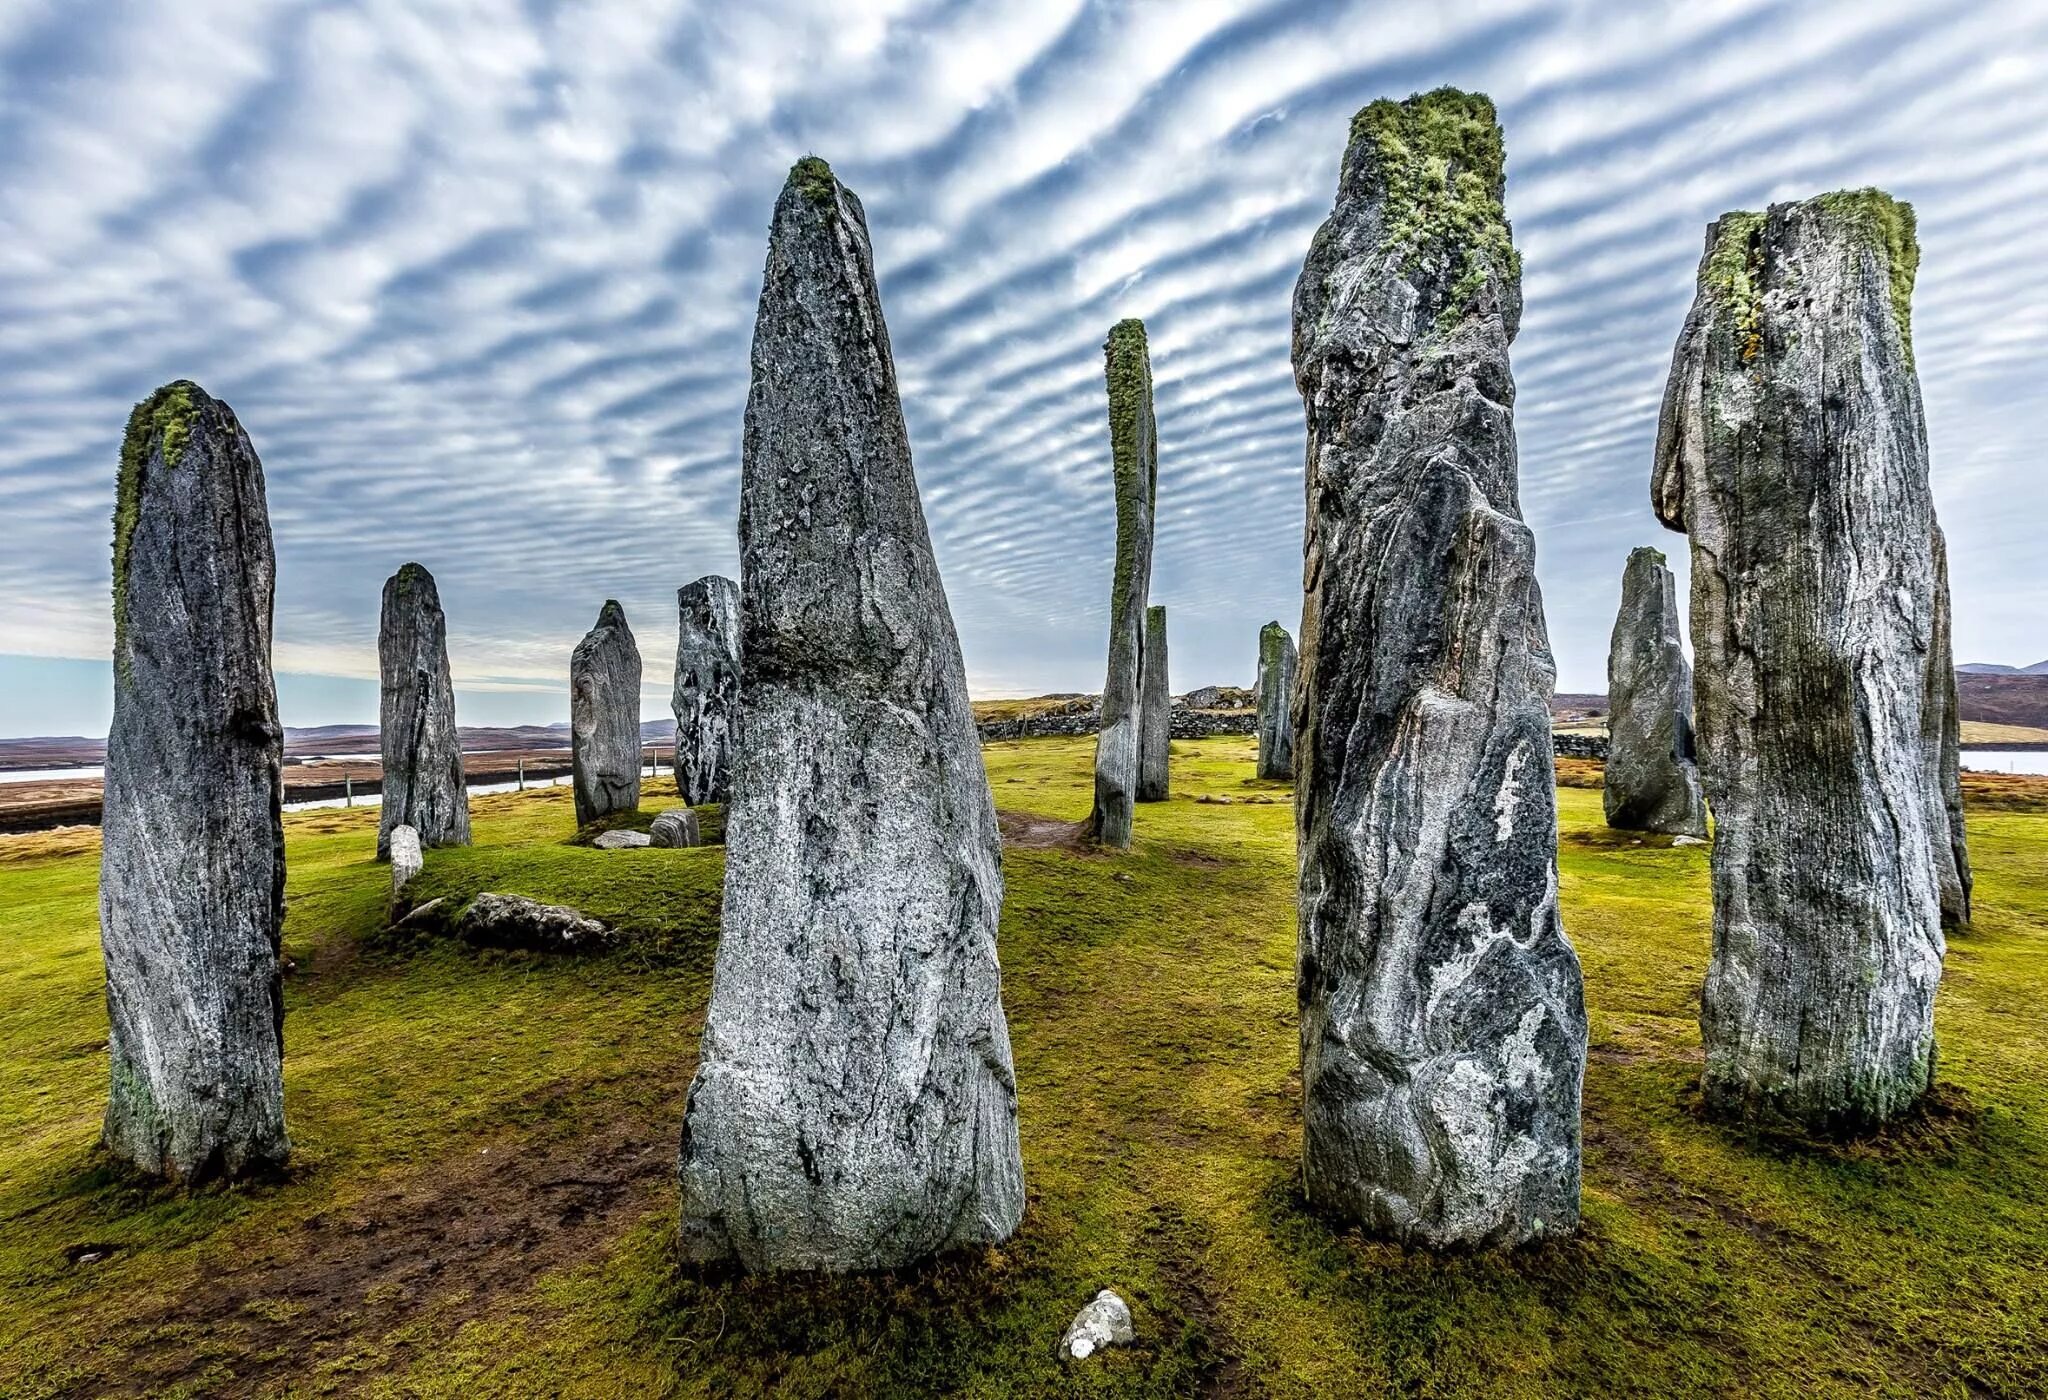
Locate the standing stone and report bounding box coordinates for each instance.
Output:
[100,381,288,1181]
[1291,91,1586,1247]
[1136,605,1170,802]
[1255,622,1296,782]
[570,600,642,827]
[1603,548,1707,837]
[672,575,742,806]
[1926,529,1971,928]
[1085,319,1158,847]
[650,806,702,848]
[1655,190,1966,1130]
[677,158,1024,1272]
[377,562,469,859]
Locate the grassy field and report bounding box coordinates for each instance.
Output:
[2,735,2045,1397]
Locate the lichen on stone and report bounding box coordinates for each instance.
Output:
[1102,317,1152,604]
[1349,87,1520,328]
[1813,187,1919,369]
[113,380,199,671]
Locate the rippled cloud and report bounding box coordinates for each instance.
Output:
[1,0,2043,729]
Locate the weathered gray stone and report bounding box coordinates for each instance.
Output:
[1655,189,1966,1131]
[677,158,1023,1272]
[456,893,614,953]
[1085,319,1158,847]
[388,823,423,909]
[570,600,642,827]
[1927,528,1972,929]
[1291,92,1586,1247]
[1136,605,1170,802]
[650,807,702,848]
[1060,1289,1136,1361]
[100,381,288,1181]
[672,575,742,806]
[376,562,469,860]
[1255,622,1296,782]
[592,828,651,849]
[1603,547,1707,837]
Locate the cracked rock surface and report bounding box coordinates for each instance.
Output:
[1655,190,1967,1131]
[101,381,289,1182]
[1290,92,1585,1247]
[672,575,741,806]
[1603,547,1707,837]
[677,159,1023,1272]
[377,562,469,859]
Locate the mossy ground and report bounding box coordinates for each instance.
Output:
[2,737,2045,1397]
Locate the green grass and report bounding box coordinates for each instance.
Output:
[2,738,2045,1396]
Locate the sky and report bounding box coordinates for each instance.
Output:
[1,0,2044,738]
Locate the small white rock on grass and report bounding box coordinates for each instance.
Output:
[592,829,651,849]
[1060,1289,1135,1360]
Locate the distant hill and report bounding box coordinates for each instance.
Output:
[0,718,682,769]
[1955,673,2048,729]
[1959,660,2048,676]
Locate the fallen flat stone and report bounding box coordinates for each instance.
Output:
[673,575,742,806]
[1655,189,1964,1131]
[650,807,701,848]
[1603,547,1707,837]
[1137,605,1170,802]
[592,829,651,849]
[1291,91,1586,1247]
[678,158,1023,1273]
[100,380,289,1182]
[1086,320,1158,847]
[377,562,469,859]
[571,600,643,826]
[1060,1290,1136,1361]
[456,893,614,953]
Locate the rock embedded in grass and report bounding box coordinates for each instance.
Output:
[1290,90,1587,1247]
[672,575,741,806]
[1603,547,1707,837]
[677,157,1024,1272]
[570,600,642,827]
[1137,605,1170,802]
[649,807,701,848]
[455,893,614,952]
[376,562,469,860]
[388,823,423,907]
[100,380,289,1182]
[1655,189,1969,1131]
[1255,621,1296,782]
[1060,1289,1135,1361]
[1086,319,1158,848]
[591,829,651,849]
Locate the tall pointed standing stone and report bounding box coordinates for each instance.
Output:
[377,563,469,860]
[1085,319,1158,847]
[677,159,1023,1272]
[100,381,288,1181]
[570,600,641,826]
[1136,605,1170,802]
[672,574,742,806]
[1655,190,1967,1130]
[1255,621,1296,782]
[1603,547,1707,837]
[1291,91,1586,1247]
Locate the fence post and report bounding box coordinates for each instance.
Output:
[345,773,353,808]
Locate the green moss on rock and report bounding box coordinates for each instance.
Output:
[112,381,200,669]
[1813,187,1919,369]
[1703,211,1766,363]
[789,156,838,210]
[1349,87,1520,327]
[1102,318,1153,612]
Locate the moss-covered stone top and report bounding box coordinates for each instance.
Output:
[1104,318,1151,488]
[1627,544,1668,569]
[789,156,838,210]
[1349,87,1519,325]
[1813,187,1918,368]
[1259,620,1291,665]
[113,380,202,664]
